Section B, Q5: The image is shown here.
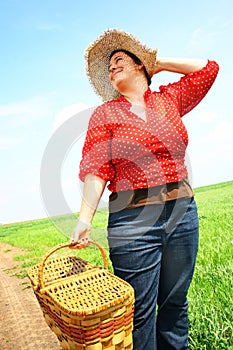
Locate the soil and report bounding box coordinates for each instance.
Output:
[0,243,62,350]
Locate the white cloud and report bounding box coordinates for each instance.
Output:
[36,21,61,31]
[196,110,218,122]
[188,27,217,53]
[0,96,46,116]
[206,121,233,161]
[222,19,233,29]
[186,120,233,187]
[52,103,90,131]
[0,96,55,128]
[0,136,23,150]
[207,121,233,142]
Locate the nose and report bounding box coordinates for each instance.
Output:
[109,65,116,74]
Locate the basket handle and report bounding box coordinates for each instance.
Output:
[38,240,108,290]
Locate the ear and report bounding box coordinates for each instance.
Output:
[138,63,144,71]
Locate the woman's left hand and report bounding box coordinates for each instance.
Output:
[70,220,91,249]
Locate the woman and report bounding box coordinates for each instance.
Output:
[71,29,219,350]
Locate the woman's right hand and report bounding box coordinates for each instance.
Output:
[70,220,91,249]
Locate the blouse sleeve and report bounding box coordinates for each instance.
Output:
[159,60,219,117]
[79,105,115,182]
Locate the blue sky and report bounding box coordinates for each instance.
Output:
[1,0,232,224]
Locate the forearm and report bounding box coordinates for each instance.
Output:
[79,174,107,224]
[154,57,208,75]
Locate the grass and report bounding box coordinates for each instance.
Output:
[0,180,232,349]
[188,181,233,349]
[0,208,110,275]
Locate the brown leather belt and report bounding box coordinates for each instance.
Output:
[109,178,194,212]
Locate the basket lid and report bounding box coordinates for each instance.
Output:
[28,255,98,288]
[41,269,134,316]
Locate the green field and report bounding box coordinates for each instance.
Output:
[0,180,232,349]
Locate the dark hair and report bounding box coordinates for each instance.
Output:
[109,49,151,86]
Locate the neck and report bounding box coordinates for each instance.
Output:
[119,76,148,106]
[124,90,147,106]
[124,84,148,106]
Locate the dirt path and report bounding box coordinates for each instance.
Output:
[0,243,62,350]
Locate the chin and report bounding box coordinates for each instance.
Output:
[113,79,126,92]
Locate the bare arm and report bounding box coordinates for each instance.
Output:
[153,57,208,75]
[71,174,107,246]
[79,174,107,224]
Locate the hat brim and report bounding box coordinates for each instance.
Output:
[85,29,158,101]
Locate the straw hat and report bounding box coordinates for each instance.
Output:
[85,29,158,101]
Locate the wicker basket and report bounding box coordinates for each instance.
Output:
[27,240,135,350]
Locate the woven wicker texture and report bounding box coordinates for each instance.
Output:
[28,241,135,350]
[28,256,98,289]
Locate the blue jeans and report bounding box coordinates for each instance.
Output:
[107,197,199,350]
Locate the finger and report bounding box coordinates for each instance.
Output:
[78,239,90,249]
[69,239,90,249]
[69,240,81,249]
[80,237,90,245]
[70,243,82,249]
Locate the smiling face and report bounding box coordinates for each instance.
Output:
[108,51,144,93]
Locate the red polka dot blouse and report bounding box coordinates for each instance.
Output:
[79,60,219,193]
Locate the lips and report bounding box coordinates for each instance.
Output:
[111,69,123,81]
